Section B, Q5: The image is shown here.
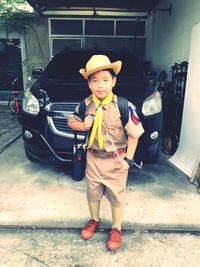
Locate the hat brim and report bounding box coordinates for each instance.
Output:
[79,60,122,79]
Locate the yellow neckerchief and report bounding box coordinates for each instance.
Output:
[88,92,113,149]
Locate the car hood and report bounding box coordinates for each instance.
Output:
[34,76,152,103]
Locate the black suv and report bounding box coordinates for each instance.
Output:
[21,49,162,166]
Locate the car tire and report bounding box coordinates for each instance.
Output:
[162,134,178,155]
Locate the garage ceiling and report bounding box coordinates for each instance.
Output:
[27,0,160,13]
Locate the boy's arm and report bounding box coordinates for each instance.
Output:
[126,135,138,160]
[68,115,93,131]
[120,136,138,171]
[68,119,86,131]
[120,102,144,171]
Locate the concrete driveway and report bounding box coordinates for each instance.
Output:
[0,137,200,231]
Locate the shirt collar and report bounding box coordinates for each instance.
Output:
[87,94,117,110]
[103,94,117,109]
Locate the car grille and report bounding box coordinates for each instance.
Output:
[50,102,77,112]
[52,117,74,134]
[47,102,86,138]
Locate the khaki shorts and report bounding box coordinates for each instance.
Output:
[85,150,128,207]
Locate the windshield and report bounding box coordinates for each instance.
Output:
[43,50,145,80]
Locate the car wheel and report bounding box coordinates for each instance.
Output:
[162,134,179,155]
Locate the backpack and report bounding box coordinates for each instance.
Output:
[78,96,129,127]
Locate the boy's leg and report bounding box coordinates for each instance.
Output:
[107,205,123,251]
[81,201,100,240]
[111,205,123,230]
[88,200,101,222]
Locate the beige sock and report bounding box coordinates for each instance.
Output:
[88,201,101,222]
[111,205,123,230]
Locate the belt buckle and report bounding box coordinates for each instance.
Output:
[99,153,105,158]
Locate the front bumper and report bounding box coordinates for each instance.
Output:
[23,126,161,166]
[23,127,73,164]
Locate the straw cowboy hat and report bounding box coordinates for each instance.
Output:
[79,54,122,79]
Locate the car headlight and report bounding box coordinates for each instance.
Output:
[142,91,162,116]
[22,88,40,115]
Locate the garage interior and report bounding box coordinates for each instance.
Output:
[0,0,200,233]
[0,0,199,181]
[23,0,199,182]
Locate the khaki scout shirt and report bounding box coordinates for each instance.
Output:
[68,94,145,152]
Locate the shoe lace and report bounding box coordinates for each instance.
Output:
[109,228,121,242]
[84,219,97,229]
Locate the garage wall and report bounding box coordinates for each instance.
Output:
[21,16,49,89]
[24,17,49,73]
[146,0,200,78]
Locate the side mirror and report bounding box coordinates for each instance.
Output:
[32,69,43,80]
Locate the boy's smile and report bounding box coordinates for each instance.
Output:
[88,70,116,101]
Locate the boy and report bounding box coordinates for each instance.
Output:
[68,54,144,251]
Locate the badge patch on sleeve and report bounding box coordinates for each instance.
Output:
[128,106,140,125]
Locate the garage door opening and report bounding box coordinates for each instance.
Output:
[0,38,23,101]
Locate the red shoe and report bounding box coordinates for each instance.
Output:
[81,219,100,240]
[107,228,122,251]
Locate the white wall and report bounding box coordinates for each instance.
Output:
[146,0,200,78]
[169,22,200,178]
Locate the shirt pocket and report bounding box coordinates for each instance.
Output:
[106,119,124,141]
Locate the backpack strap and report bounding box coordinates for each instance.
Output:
[77,99,86,121]
[73,100,87,145]
[117,96,129,127]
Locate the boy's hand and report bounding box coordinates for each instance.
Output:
[120,159,130,172]
[84,115,94,130]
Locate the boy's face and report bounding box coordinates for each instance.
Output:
[88,70,116,100]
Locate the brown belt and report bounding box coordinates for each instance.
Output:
[88,148,126,159]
